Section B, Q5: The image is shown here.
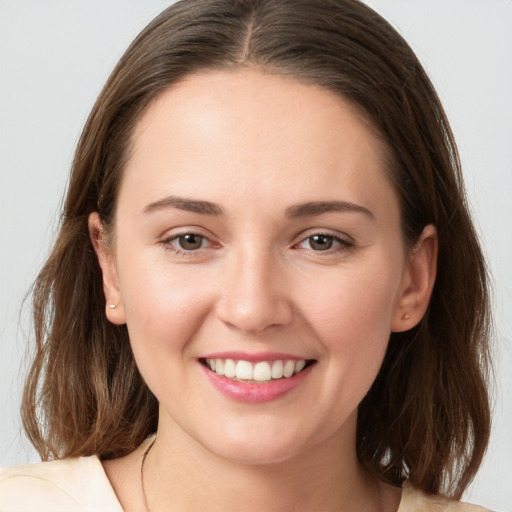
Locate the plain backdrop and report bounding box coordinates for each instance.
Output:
[0,1,511,510]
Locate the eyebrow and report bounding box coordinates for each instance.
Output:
[142,196,374,220]
[285,200,374,219]
[143,196,223,215]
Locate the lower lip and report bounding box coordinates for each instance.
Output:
[201,363,314,403]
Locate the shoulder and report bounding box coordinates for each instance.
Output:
[0,456,123,512]
[399,483,494,512]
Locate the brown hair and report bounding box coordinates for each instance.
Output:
[22,0,491,499]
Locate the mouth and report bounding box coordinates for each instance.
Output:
[199,357,316,384]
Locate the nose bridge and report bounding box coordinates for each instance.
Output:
[217,240,292,333]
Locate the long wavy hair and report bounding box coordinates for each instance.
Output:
[22,0,491,499]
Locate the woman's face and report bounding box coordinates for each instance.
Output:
[98,69,420,464]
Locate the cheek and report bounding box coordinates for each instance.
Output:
[116,250,214,354]
[116,258,219,404]
[301,264,399,336]
[299,273,398,435]
[297,262,400,381]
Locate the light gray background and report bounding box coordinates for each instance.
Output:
[1,1,510,510]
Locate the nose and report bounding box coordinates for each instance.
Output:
[216,246,293,334]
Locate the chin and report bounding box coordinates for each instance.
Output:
[198,426,314,467]
[216,442,303,466]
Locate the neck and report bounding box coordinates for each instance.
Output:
[143,411,382,512]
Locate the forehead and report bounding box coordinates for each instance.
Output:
[120,69,397,221]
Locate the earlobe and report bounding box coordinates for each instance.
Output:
[88,212,126,325]
[391,224,438,332]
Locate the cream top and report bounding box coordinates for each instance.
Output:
[0,456,492,512]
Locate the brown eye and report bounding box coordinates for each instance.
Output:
[177,234,204,250]
[308,234,334,251]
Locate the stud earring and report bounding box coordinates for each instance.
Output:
[108,304,116,309]
[403,312,410,320]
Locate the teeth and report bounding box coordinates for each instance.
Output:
[294,360,306,373]
[215,359,224,375]
[235,360,253,380]
[253,361,272,381]
[224,359,236,378]
[206,358,309,382]
[283,360,295,378]
[271,360,284,379]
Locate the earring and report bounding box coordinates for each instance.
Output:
[402,312,410,320]
[108,304,116,309]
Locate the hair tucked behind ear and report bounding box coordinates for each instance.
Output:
[22,0,491,499]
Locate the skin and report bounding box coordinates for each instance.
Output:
[90,69,437,512]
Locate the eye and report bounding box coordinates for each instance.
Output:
[160,232,213,255]
[296,232,353,252]
[175,233,206,251]
[305,234,335,251]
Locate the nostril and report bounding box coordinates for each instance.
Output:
[217,297,294,334]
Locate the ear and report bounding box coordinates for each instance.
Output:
[88,212,126,325]
[391,224,438,332]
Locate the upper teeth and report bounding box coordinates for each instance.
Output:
[206,358,307,382]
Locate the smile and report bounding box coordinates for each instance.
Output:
[200,357,316,403]
[203,358,312,382]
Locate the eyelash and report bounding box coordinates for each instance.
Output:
[294,232,354,254]
[159,232,214,257]
[159,230,354,257]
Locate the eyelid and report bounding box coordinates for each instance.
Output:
[158,225,216,242]
[293,229,355,253]
[295,228,355,245]
[158,227,220,256]
[158,227,355,256]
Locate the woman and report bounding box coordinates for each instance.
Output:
[0,0,493,510]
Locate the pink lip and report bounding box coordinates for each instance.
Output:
[201,351,308,363]
[200,362,314,403]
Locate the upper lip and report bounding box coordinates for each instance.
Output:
[200,351,314,362]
